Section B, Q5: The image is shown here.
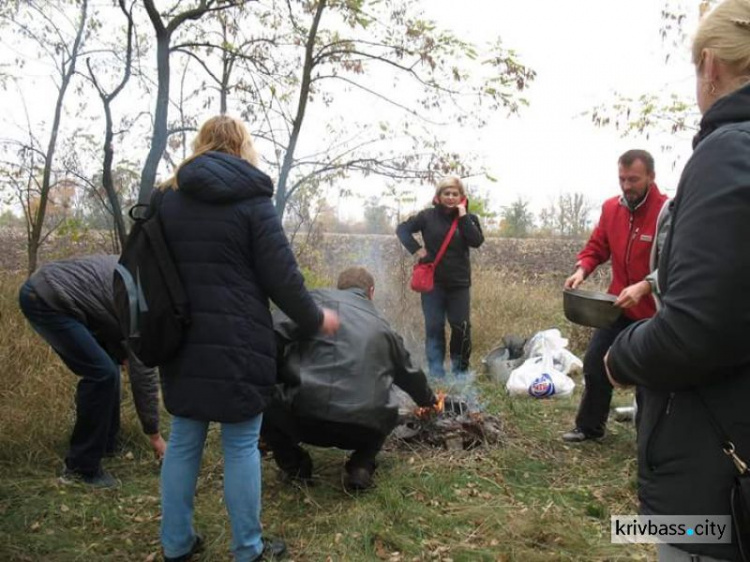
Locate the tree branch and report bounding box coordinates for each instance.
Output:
[171,47,223,84]
[166,0,256,35]
[311,75,448,125]
[142,0,166,35]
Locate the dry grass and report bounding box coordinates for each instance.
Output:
[0,265,653,561]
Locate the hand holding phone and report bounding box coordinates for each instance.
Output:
[456,197,467,217]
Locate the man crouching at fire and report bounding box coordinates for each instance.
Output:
[262,266,437,491]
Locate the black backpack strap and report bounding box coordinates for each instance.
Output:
[143,189,190,322]
[148,187,166,218]
[115,263,141,337]
[127,188,165,222]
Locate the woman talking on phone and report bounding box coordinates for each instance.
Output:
[397,176,484,378]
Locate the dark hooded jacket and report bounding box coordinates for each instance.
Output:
[159,151,322,423]
[274,288,436,434]
[396,200,484,288]
[608,82,750,561]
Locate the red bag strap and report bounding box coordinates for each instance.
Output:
[433,217,459,267]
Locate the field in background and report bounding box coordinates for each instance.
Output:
[0,235,647,561]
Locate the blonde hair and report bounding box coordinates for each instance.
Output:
[434,176,466,198]
[692,0,750,84]
[161,115,259,190]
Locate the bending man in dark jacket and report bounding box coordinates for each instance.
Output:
[263,267,437,491]
[18,255,165,488]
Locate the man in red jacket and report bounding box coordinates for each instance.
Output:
[562,149,667,443]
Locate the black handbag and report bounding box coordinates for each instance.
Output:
[696,392,750,561]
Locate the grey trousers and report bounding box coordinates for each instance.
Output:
[658,544,730,562]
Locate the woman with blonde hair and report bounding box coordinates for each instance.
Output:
[157,115,338,562]
[396,176,484,377]
[606,1,750,560]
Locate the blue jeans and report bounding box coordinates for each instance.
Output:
[18,281,121,475]
[161,415,264,562]
[421,286,471,377]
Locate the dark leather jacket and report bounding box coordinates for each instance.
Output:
[274,288,435,434]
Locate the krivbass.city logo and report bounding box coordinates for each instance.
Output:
[611,515,732,544]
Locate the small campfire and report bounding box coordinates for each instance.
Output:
[390,390,504,451]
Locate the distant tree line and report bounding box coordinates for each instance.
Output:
[277,189,595,239]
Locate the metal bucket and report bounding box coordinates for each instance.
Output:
[482,346,523,384]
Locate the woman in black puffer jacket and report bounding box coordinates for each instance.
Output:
[157,116,338,562]
[397,176,484,377]
[607,2,750,560]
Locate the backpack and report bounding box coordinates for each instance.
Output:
[113,189,190,367]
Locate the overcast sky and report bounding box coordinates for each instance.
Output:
[385,0,701,217]
[1,0,702,222]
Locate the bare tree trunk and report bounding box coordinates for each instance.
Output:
[138,29,171,204]
[101,103,128,248]
[27,0,88,275]
[220,16,230,115]
[88,0,134,249]
[138,0,248,204]
[275,0,326,219]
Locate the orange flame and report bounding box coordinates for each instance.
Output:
[415,391,446,418]
[435,392,446,414]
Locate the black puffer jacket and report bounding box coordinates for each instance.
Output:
[396,202,484,288]
[159,151,322,423]
[609,82,750,561]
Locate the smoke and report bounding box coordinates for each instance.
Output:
[428,370,484,413]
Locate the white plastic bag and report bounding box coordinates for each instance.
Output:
[506,329,581,398]
[505,356,576,398]
[524,329,569,358]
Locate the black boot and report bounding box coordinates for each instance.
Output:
[164,534,204,562]
[250,537,287,561]
[343,465,374,492]
[277,449,313,485]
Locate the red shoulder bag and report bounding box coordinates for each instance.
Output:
[410,218,458,293]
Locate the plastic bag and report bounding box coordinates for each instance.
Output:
[506,329,581,398]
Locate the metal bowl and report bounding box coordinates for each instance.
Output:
[563,288,622,329]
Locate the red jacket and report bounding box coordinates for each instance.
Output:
[577,185,667,320]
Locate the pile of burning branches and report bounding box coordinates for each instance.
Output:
[389,391,504,451]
